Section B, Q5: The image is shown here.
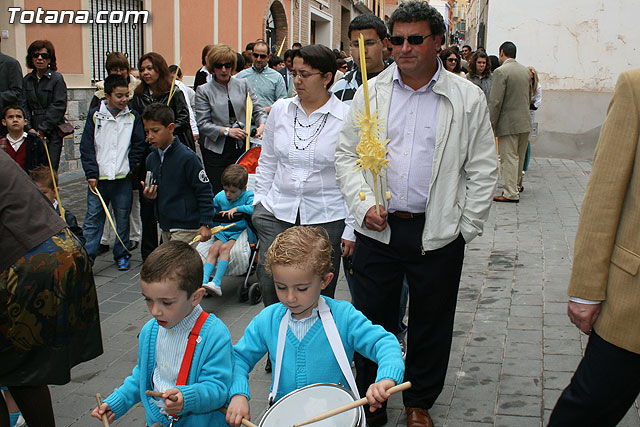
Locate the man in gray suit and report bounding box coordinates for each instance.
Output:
[0,40,23,113]
[489,41,532,202]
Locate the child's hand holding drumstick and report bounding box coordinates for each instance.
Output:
[91,394,115,425]
[366,378,396,411]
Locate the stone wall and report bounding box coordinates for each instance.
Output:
[59,87,94,173]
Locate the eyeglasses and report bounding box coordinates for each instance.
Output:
[350,39,381,49]
[213,62,233,69]
[446,57,458,62]
[291,70,323,79]
[252,52,268,59]
[32,52,51,59]
[389,34,433,46]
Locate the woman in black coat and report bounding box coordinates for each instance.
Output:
[22,40,68,170]
[128,52,195,260]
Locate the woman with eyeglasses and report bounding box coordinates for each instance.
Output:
[252,44,355,311]
[22,40,68,170]
[440,48,465,77]
[195,44,267,194]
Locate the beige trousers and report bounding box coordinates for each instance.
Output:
[161,229,200,248]
[498,132,530,199]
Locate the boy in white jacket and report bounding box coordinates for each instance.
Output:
[80,74,146,268]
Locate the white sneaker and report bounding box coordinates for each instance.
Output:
[203,282,222,296]
[15,414,26,427]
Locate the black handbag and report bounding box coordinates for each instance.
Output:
[56,120,74,137]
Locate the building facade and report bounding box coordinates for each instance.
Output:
[0,0,382,171]
[465,0,639,160]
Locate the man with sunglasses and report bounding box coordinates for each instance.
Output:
[236,41,286,113]
[335,2,497,426]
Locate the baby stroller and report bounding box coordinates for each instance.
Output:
[196,146,263,304]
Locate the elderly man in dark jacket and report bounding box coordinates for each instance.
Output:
[0,46,24,118]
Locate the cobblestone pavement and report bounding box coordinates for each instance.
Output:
[51,159,640,427]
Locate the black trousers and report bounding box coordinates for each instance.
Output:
[201,141,245,195]
[351,215,465,410]
[548,330,640,427]
[139,188,158,261]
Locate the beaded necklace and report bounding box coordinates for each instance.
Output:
[293,105,329,151]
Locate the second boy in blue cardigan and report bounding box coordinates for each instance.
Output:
[225,226,405,427]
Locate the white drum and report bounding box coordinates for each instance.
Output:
[259,383,360,427]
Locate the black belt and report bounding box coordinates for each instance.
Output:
[390,211,425,219]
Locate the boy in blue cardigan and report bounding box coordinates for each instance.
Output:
[140,103,214,247]
[225,226,405,427]
[91,241,233,426]
[203,164,254,296]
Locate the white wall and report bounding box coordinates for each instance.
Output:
[486,0,639,92]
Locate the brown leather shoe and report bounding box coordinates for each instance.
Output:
[493,195,519,203]
[406,407,434,427]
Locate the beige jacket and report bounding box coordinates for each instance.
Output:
[93,74,140,100]
[568,69,640,354]
[335,63,498,250]
[489,58,532,136]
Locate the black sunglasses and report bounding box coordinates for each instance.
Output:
[213,62,233,69]
[252,52,268,59]
[389,34,433,46]
[32,52,51,59]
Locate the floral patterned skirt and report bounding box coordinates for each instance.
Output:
[0,229,103,385]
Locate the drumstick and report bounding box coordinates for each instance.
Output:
[218,407,259,427]
[145,390,178,402]
[95,393,110,427]
[293,381,412,427]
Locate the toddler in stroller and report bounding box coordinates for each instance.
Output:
[202,164,254,296]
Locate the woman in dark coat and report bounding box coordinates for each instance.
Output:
[0,150,102,425]
[22,40,68,170]
[128,52,195,260]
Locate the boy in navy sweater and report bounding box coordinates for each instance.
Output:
[141,103,214,246]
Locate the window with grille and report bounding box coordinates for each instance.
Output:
[90,0,145,82]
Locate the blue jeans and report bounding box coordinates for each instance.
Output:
[82,178,132,262]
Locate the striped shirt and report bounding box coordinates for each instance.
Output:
[152,304,203,413]
[288,308,319,341]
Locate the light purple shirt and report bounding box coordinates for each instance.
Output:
[386,62,442,213]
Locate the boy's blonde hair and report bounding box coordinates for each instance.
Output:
[265,226,333,277]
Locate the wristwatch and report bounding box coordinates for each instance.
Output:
[224,127,230,137]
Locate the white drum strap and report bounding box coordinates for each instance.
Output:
[269,308,291,405]
[318,298,366,427]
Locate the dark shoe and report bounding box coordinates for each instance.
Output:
[366,408,388,427]
[406,407,433,427]
[265,358,272,373]
[519,186,524,193]
[493,195,519,203]
[128,240,139,251]
[97,244,109,255]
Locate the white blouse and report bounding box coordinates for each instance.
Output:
[254,95,355,240]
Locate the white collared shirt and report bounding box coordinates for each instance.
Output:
[7,132,27,152]
[255,96,353,229]
[152,304,203,414]
[386,62,442,213]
